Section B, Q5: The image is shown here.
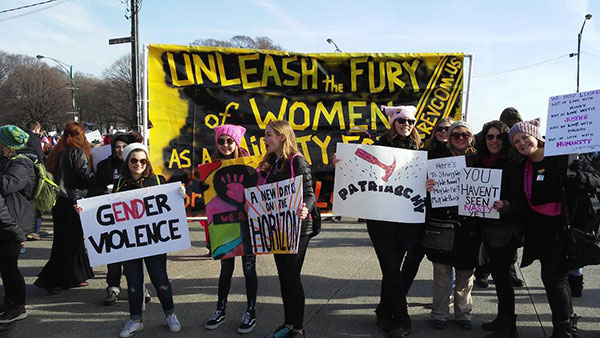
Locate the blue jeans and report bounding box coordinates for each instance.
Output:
[122,254,174,320]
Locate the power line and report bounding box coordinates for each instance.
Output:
[0,0,71,22]
[473,54,570,78]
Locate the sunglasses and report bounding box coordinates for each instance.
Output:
[129,158,147,165]
[436,126,450,132]
[450,132,471,140]
[486,134,503,141]
[396,118,416,125]
[217,138,235,146]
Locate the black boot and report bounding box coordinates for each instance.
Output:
[567,275,583,297]
[547,319,573,338]
[485,315,518,338]
[482,316,500,331]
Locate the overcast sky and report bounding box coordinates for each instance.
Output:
[1,0,598,132]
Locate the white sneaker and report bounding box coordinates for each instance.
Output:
[166,313,181,333]
[119,319,143,337]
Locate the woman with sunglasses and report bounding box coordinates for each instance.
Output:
[359,105,423,338]
[425,121,480,330]
[423,118,453,155]
[113,143,182,337]
[473,121,522,338]
[204,124,259,334]
[502,119,599,337]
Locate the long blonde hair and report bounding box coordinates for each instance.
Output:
[259,120,300,171]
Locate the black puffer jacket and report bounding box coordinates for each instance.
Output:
[0,155,36,237]
[56,147,95,203]
[260,154,316,237]
[0,193,23,242]
[93,133,137,196]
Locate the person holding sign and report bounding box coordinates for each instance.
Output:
[258,121,313,338]
[112,143,182,337]
[505,119,600,337]
[204,124,259,334]
[424,121,480,330]
[473,121,522,338]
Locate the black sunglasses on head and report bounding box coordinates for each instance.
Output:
[217,138,235,146]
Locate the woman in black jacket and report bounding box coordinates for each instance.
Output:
[35,122,95,294]
[0,125,36,324]
[259,120,314,338]
[474,121,522,338]
[505,119,600,337]
[425,121,480,330]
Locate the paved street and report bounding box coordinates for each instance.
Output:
[4,217,600,337]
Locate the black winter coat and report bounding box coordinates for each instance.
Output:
[114,174,165,193]
[0,193,23,242]
[425,148,481,270]
[56,147,95,203]
[260,154,316,237]
[0,155,36,238]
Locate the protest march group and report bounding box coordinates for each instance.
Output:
[1,45,600,338]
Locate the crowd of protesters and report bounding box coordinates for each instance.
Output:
[0,107,598,338]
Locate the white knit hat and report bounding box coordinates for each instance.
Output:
[122,142,148,161]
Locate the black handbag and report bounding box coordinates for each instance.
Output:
[422,218,459,252]
[565,209,600,269]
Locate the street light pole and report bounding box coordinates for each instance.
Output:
[326,38,342,52]
[576,14,592,92]
[36,54,79,121]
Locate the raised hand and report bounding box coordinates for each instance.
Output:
[222,173,246,204]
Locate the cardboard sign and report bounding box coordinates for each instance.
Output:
[197,155,262,259]
[91,145,111,171]
[545,89,600,156]
[427,156,466,208]
[78,182,190,267]
[332,143,427,223]
[245,176,303,254]
[458,167,502,219]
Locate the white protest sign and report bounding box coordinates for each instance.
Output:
[245,176,303,254]
[91,144,111,171]
[78,182,190,266]
[458,167,502,219]
[545,89,600,156]
[427,156,466,208]
[85,130,103,144]
[333,143,427,223]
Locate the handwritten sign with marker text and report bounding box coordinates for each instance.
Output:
[545,89,600,156]
[245,176,303,254]
[78,182,190,267]
[427,156,466,208]
[458,167,502,219]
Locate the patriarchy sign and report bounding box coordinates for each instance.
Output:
[458,167,502,219]
[333,143,427,223]
[245,176,303,254]
[545,89,600,156]
[78,182,190,266]
[427,156,466,208]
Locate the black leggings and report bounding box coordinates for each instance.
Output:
[0,240,25,306]
[274,235,311,329]
[486,239,519,317]
[217,254,257,310]
[540,257,573,323]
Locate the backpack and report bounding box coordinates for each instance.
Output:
[13,155,59,214]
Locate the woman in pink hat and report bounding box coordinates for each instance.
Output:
[204,124,258,335]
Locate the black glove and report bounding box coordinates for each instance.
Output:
[569,159,583,173]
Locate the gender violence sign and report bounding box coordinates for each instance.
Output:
[78,182,190,266]
[332,143,427,223]
[427,156,466,208]
[545,89,599,156]
[245,176,303,254]
[458,167,502,219]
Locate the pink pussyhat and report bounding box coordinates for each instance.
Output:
[381,105,417,125]
[214,124,246,148]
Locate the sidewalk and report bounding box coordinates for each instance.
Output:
[5,217,600,337]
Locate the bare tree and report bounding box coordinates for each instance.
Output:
[102,54,135,129]
[191,35,283,50]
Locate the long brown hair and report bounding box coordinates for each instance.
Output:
[423,117,454,151]
[46,122,92,176]
[385,119,421,148]
[259,120,300,172]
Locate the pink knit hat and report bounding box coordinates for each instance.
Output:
[214,124,246,148]
[381,105,417,126]
[509,118,543,144]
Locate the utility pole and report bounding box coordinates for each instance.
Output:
[130,0,140,131]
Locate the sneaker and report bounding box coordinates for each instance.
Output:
[26,233,41,241]
[237,310,256,334]
[432,319,447,329]
[104,287,119,306]
[287,329,306,338]
[166,313,181,333]
[475,277,489,288]
[0,301,11,315]
[119,319,143,337]
[264,324,293,338]
[144,288,152,304]
[0,306,27,323]
[457,319,473,330]
[387,326,410,338]
[205,308,226,330]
